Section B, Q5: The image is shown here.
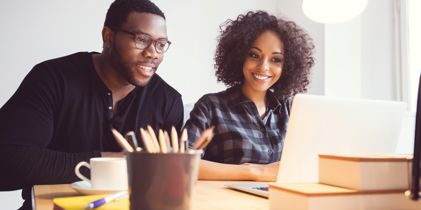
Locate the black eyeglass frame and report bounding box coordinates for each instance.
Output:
[111,27,172,54]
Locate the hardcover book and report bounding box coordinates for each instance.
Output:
[319,154,412,190]
[269,182,420,210]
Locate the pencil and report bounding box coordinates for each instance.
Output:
[158,129,168,153]
[192,127,214,150]
[140,128,154,153]
[171,126,179,153]
[147,125,161,153]
[197,132,214,150]
[164,131,172,152]
[111,128,134,153]
[180,128,187,153]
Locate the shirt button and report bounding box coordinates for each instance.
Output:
[107,92,111,96]
[108,106,112,110]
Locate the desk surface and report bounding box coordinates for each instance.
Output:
[33,181,268,210]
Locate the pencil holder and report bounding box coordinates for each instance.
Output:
[126,151,201,210]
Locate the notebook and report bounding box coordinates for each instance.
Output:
[226,94,406,198]
[53,194,129,210]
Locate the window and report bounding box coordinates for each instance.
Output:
[408,0,421,112]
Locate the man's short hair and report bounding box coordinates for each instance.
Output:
[104,0,165,29]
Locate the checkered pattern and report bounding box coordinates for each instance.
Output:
[184,86,291,164]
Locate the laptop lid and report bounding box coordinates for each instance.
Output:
[225,182,269,198]
[277,94,406,183]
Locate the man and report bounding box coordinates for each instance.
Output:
[0,0,183,209]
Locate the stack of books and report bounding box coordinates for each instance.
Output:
[269,154,421,210]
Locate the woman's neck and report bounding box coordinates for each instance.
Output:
[241,84,267,117]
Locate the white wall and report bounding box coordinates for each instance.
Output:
[278,0,398,101]
[361,0,397,100]
[276,0,325,95]
[325,18,363,97]
[0,0,111,106]
[325,0,398,100]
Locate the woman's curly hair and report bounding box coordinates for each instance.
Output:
[215,11,315,99]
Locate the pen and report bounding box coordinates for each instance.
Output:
[85,191,128,209]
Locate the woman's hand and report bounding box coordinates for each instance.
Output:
[245,162,280,182]
[198,160,279,181]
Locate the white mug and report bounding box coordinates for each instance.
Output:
[74,157,128,190]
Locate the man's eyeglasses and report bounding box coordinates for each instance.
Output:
[112,28,171,54]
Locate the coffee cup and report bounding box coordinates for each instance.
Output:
[74,157,128,190]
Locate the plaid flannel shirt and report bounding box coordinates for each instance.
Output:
[184,86,291,164]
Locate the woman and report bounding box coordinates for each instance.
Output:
[184,11,314,181]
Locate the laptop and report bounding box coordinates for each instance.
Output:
[226,94,406,198]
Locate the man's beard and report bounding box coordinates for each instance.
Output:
[109,42,143,86]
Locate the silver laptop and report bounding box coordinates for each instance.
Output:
[226,94,406,198]
[225,182,270,198]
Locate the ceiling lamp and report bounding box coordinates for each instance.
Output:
[302,0,368,24]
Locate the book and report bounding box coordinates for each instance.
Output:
[319,154,412,190]
[53,194,129,210]
[269,182,421,210]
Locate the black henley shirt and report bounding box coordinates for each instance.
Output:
[0,52,183,208]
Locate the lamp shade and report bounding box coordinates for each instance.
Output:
[302,0,368,24]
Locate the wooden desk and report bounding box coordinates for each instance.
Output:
[33,181,268,210]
